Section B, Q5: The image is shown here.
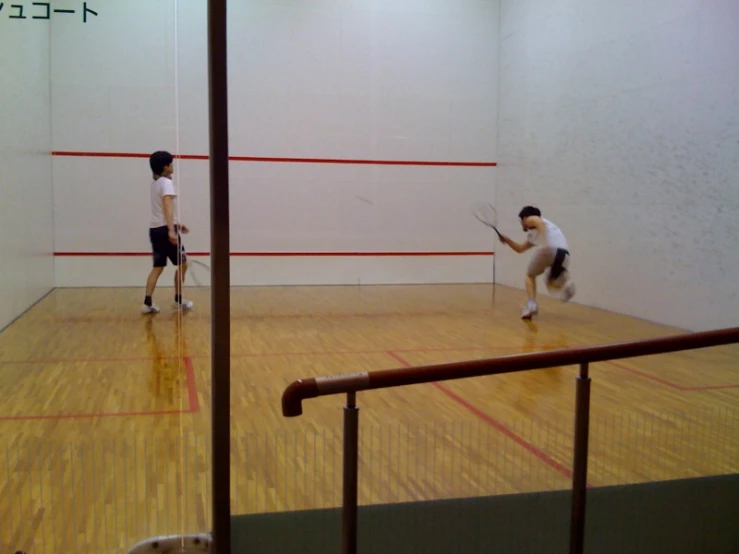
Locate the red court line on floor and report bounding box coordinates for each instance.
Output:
[0,356,199,421]
[184,356,201,413]
[385,351,586,484]
[607,360,739,392]
[49,309,493,325]
[0,408,184,422]
[0,345,531,366]
[2,347,735,393]
[51,150,497,167]
[54,251,495,257]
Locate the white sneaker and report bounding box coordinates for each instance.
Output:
[141,303,160,314]
[561,282,576,302]
[521,300,538,320]
[174,299,194,310]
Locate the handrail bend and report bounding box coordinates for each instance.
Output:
[282,326,739,417]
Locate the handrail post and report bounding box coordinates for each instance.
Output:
[207,0,231,552]
[569,362,591,554]
[342,391,360,554]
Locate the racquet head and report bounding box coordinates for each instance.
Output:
[471,201,503,238]
[187,258,210,287]
[471,201,498,226]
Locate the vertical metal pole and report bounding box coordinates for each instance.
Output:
[207,0,231,552]
[569,362,591,554]
[342,392,360,554]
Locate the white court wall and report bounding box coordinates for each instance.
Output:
[51,0,500,287]
[496,0,739,331]
[0,15,54,330]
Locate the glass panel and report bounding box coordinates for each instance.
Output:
[0,1,212,552]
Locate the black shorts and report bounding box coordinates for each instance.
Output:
[149,225,187,268]
[547,248,570,282]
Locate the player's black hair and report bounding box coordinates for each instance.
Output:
[149,151,174,176]
[518,206,541,219]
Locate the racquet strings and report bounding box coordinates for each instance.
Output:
[471,201,504,240]
[471,201,498,227]
[187,259,210,288]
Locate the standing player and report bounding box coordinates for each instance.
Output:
[498,206,576,320]
[141,151,194,314]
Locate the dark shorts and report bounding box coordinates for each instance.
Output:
[527,247,570,283]
[149,225,187,268]
[548,248,570,282]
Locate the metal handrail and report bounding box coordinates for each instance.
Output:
[281,325,739,554]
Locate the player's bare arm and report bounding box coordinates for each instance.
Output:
[163,195,177,243]
[500,235,535,254]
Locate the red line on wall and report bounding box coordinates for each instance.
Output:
[54,251,495,257]
[51,150,497,167]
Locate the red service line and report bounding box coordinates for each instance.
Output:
[51,150,497,167]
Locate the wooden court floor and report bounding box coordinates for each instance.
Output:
[1,284,738,553]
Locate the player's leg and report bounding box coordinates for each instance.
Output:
[144,267,164,311]
[546,249,576,302]
[562,277,576,301]
[522,248,554,319]
[173,261,192,310]
[168,233,193,310]
[143,227,168,314]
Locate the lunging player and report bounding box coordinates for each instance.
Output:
[498,206,576,319]
[141,151,194,314]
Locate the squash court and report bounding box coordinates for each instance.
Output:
[3,0,739,552]
[1,283,737,553]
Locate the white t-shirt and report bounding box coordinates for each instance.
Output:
[526,217,569,250]
[150,176,178,228]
